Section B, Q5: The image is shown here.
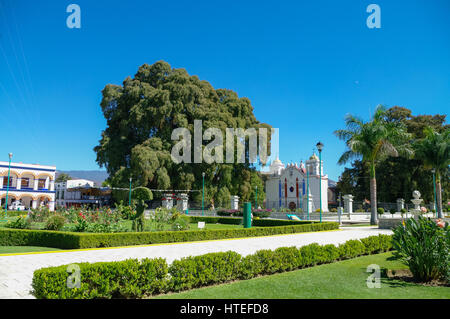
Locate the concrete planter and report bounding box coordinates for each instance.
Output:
[378,216,450,229]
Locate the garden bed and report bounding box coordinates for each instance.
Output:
[0,216,338,249]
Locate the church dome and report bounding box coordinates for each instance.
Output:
[309,153,319,161]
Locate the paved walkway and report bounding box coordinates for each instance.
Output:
[0,226,392,299]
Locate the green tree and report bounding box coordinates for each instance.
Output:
[414,127,450,218]
[337,106,449,205]
[130,186,153,232]
[55,173,71,183]
[94,61,271,205]
[334,105,412,225]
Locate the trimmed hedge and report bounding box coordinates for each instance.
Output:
[32,234,394,298]
[0,220,338,249]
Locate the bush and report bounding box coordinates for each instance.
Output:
[392,216,449,283]
[0,220,339,249]
[28,207,52,222]
[390,209,396,215]
[171,215,190,231]
[32,258,168,299]
[400,208,407,216]
[238,254,264,280]
[169,251,241,291]
[5,216,31,229]
[45,215,66,231]
[273,246,302,271]
[338,239,366,259]
[31,235,394,299]
[360,234,392,255]
[252,249,283,274]
[377,208,385,215]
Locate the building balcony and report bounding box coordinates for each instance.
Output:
[0,187,55,194]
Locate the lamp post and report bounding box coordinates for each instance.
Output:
[306,168,309,220]
[202,172,205,216]
[431,168,437,218]
[316,142,324,223]
[4,153,13,216]
[128,177,132,207]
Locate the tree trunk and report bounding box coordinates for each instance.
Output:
[370,177,378,225]
[436,179,443,219]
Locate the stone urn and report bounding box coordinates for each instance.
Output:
[411,190,423,216]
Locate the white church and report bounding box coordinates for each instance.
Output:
[263,153,328,212]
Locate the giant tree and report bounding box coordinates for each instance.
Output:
[94,61,271,205]
[414,127,450,218]
[334,105,412,225]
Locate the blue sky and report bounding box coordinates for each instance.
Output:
[0,0,449,181]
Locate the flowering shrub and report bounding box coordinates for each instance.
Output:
[45,215,66,231]
[5,215,31,229]
[73,212,89,232]
[393,216,449,283]
[420,206,428,214]
[29,207,52,222]
[115,201,136,220]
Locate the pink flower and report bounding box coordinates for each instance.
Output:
[436,219,445,228]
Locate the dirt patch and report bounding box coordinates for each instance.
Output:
[386,269,449,287]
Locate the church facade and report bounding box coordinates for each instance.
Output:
[263,153,328,212]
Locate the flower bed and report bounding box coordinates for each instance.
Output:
[0,217,338,249]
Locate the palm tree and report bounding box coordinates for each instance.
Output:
[334,105,412,225]
[414,127,450,218]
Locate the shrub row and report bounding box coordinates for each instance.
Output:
[188,216,315,227]
[0,221,338,249]
[32,234,393,298]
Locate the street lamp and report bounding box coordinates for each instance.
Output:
[202,172,205,216]
[128,177,132,207]
[431,168,437,218]
[4,153,13,216]
[306,166,310,220]
[316,142,324,223]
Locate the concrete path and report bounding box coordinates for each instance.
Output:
[0,226,392,299]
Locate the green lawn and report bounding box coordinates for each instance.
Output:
[0,246,62,254]
[152,252,450,299]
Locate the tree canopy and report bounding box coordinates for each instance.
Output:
[337,106,449,204]
[94,61,271,206]
[55,173,72,183]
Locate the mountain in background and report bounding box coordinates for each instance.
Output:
[56,170,109,186]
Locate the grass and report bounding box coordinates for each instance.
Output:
[0,246,62,254]
[152,252,450,299]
